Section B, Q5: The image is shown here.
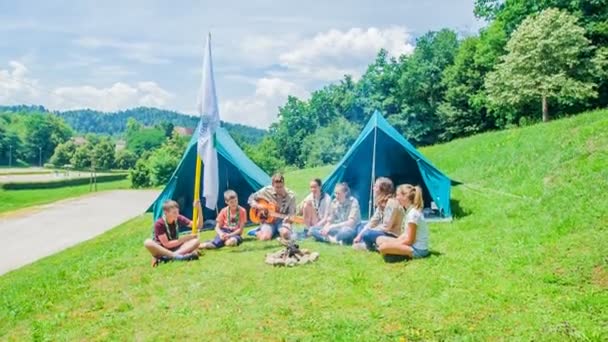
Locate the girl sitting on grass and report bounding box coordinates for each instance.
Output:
[377,184,430,261]
[310,182,361,245]
[299,178,332,234]
[353,177,404,251]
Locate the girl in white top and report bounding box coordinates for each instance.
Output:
[300,178,332,231]
[377,184,430,260]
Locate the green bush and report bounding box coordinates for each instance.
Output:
[1,174,127,190]
[114,149,137,170]
[129,159,151,188]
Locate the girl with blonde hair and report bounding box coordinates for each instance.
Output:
[377,184,430,260]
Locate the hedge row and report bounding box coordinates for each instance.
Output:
[1,174,128,190]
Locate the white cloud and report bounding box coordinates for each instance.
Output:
[52,81,173,112]
[222,27,413,127]
[278,26,414,81]
[0,61,40,104]
[0,60,174,112]
[220,77,307,129]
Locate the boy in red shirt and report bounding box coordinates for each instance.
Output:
[144,199,202,266]
[200,190,247,249]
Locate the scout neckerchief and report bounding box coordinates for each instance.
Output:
[335,197,352,222]
[226,206,240,230]
[312,192,326,216]
[162,215,179,240]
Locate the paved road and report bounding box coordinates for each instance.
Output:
[0,190,158,275]
[0,171,113,183]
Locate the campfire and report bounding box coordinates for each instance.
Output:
[265,238,319,267]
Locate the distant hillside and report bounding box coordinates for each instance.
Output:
[0,105,266,146]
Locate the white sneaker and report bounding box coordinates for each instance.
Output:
[352,242,368,251]
[327,235,338,244]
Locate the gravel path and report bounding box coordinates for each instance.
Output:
[0,190,158,275]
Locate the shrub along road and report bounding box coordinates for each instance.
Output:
[0,189,158,275]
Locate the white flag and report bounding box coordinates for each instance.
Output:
[197,34,220,210]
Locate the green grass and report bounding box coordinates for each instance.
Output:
[1,110,607,340]
[0,180,130,214]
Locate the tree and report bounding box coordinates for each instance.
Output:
[395,29,460,145]
[0,124,23,166]
[115,149,137,170]
[91,138,116,170]
[244,137,285,174]
[22,114,72,164]
[438,36,496,141]
[126,127,166,155]
[50,141,77,167]
[158,121,175,138]
[71,145,91,169]
[300,117,361,167]
[271,96,316,167]
[486,8,598,122]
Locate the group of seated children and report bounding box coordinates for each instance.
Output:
[144,173,430,265]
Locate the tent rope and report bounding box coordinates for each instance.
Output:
[461,183,539,202]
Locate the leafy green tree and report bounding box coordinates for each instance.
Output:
[126,127,166,155]
[114,149,137,170]
[50,141,77,167]
[486,9,598,122]
[0,123,23,165]
[91,138,116,170]
[244,137,286,174]
[22,114,72,164]
[438,37,496,141]
[158,121,175,138]
[395,29,459,145]
[271,96,316,167]
[71,145,91,169]
[300,117,361,167]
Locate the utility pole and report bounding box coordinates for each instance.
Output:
[8,145,12,168]
[38,146,42,167]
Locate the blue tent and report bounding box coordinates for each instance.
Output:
[147,126,270,222]
[322,111,454,220]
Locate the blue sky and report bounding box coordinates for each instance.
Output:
[0,0,482,128]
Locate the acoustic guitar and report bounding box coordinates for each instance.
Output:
[249,198,304,224]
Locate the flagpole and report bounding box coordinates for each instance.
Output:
[192,155,203,235]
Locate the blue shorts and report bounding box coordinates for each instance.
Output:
[382,246,430,263]
[259,219,290,238]
[412,246,430,259]
[210,228,243,248]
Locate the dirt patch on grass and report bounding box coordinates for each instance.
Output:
[591,265,608,289]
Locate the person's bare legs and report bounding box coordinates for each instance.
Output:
[279,226,291,240]
[175,237,200,254]
[199,241,216,249]
[144,239,177,258]
[257,224,274,241]
[302,201,318,227]
[376,236,397,246]
[378,240,414,257]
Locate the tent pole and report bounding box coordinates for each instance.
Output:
[368,123,378,220]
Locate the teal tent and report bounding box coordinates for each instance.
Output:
[148,126,270,223]
[322,111,454,220]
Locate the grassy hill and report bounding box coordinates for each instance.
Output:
[0,110,606,340]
